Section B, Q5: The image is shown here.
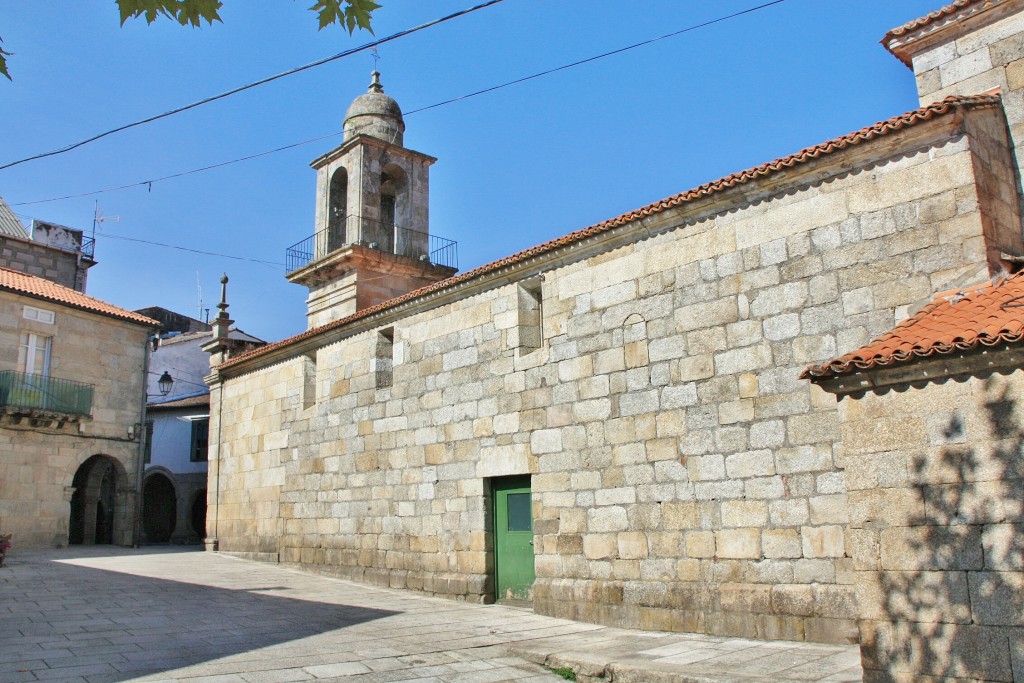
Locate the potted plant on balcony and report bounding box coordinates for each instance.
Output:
[0,533,11,567]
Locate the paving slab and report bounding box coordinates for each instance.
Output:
[0,547,861,682]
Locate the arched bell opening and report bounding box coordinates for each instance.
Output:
[326,166,349,253]
[378,164,408,255]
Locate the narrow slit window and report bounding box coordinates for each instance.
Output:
[516,279,543,352]
[143,421,154,464]
[375,328,394,389]
[302,353,317,409]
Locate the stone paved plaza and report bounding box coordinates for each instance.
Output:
[0,547,860,682]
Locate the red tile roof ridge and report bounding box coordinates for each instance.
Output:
[803,271,1024,379]
[0,266,159,327]
[884,0,1002,65]
[221,94,1001,372]
[147,393,210,409]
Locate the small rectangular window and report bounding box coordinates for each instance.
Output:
[375,328,394,389]
[190,418,209,462]
[506,493,532,532]
[23,306,55,324]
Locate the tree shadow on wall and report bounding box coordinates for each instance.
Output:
[867,374,1024,682]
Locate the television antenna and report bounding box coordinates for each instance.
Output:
[92,201,119,242]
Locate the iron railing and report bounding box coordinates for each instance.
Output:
[286,215,458,273]
[0,370,94,418]
[80,235,96,260]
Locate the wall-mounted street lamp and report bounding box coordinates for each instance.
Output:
[157,371,174,396]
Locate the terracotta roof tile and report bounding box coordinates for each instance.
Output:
[222,94,1000,371]
[0,267,159,327]
[803,272,1024,379]
[148,393,210,410]
[884,0,1001,66]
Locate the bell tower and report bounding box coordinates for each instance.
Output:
[286,72,457,329]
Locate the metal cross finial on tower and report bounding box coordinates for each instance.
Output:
[371,47,380,72]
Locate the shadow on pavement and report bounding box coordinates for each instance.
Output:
[0,547,398,681]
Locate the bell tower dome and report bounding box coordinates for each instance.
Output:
[343,71,405,145]
[286,72,457,329]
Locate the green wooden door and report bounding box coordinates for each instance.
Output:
[493,476,535,601]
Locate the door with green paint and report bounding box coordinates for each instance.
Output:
[493,476,535,601]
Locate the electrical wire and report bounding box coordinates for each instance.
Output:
[0,0,505,172]
[88,231,284,268]
[405,0,786,116]
[9,0,786,208]
[10,133,342,206]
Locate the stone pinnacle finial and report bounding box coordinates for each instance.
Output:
[212,273,233,342]
[217,273,229,316]
[369,71,384,93]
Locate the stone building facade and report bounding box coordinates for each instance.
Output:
[206,2,1024,680]
[0,267,156,548]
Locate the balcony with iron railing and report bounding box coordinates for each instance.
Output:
[286,215,457,274]
[0,370,94,420]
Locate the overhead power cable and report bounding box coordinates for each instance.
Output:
[407,0,786,116]
[10,0,786,208]
[10,133,342,206]
[0,0,505,172]
[97,232,284,267]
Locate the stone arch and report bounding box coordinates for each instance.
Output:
[142,470,177,544]
[68,454,132,546]
[327,166,348,252]
[620,313,650,377]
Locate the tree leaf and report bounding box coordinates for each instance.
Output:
[116,0,180,26]
[116,0,221,27]
[0,37,11,81]
[176,0,224,27]
[309,0,346,31]
[310,0,377,35]
[344,0,380,34]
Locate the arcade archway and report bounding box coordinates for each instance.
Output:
[142,473,177,543]
[69,455,129,545]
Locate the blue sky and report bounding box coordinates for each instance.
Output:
[1,1,944,342]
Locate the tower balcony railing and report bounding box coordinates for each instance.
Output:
[286,216,458,274]
[0,370,94,418]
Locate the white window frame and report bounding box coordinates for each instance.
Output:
[19,333,52,376]
[23,305,55,324]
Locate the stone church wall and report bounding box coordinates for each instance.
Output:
[210,103,1013,643]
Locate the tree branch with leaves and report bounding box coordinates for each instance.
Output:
[0,0,380,80]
